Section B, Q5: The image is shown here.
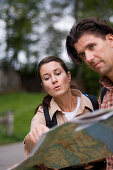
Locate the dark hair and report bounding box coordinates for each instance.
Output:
[66,17,113,64]
[35,56,69,114]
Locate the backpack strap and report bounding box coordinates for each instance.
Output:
[82,93,99,111]
[87,95,99,111]
[100,87,107,103]
[43,106,57,128]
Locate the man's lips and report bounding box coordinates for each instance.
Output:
[94,61,102,68]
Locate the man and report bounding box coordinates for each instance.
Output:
[66,17,113,170]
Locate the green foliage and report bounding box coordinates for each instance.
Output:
[0,92,45,144]
[74,0,113,21]
[0,0,70,71]
[82,63,100,96]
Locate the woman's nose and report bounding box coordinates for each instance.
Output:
[51,76,57,83]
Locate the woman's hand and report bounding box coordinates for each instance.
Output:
[25,124,49,155]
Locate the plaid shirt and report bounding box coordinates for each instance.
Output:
[99,76,113,170]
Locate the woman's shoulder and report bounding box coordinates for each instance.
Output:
[35,105,44,114]
[30,106,46,130]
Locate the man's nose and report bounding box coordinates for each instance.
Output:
[85,51,95,63]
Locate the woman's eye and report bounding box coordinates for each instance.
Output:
[56,72,61,75]
[44,77,49,81]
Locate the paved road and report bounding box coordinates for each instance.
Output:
[0,142,25,170]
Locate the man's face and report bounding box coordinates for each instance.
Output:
[74,33,113,79]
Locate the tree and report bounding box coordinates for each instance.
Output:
[0,0,42,70]
[0,0,71,72]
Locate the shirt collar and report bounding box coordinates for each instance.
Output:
[49,89,93,118]
[100,76,113,91]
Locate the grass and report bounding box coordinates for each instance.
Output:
[0,92,45,145]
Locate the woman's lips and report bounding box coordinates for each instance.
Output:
[54,86,60,90]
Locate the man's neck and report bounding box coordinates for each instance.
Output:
[107,73,113,83]
[100,76,113,87]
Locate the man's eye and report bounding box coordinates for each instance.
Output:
[80,53,85,58]
[89,44,95,49]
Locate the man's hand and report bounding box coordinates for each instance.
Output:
[25,124,49,155]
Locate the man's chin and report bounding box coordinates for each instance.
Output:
[91,67,101,75]
[96,69,108,76]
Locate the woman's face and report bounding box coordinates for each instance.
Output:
[40,61,71,98]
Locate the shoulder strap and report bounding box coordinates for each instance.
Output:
[83,93,99,111]
[43,106,57,128]
[87,95,99,111]
[100,87,107,103]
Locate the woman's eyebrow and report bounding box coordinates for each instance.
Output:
[42,68,61,77]
[53,68,61,71]
[42,73,49,78]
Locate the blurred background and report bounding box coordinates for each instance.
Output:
[0,0,113,155]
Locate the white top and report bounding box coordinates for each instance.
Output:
[63,96,80,121]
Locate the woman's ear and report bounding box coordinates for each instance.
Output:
[67,71,71,82]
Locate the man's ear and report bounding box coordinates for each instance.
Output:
[106,34,113,47]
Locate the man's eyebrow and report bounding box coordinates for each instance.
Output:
[78,43,94,56]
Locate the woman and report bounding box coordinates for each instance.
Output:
[24,56,98,156]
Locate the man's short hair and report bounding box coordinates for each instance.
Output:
[66,17,113,64]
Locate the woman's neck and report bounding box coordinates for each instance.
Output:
[54,91,77,112]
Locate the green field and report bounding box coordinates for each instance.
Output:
[0,92,45,145]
